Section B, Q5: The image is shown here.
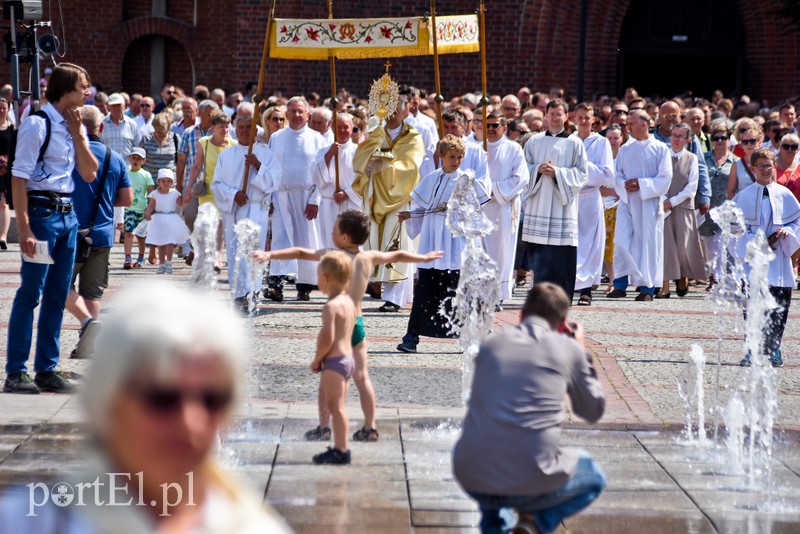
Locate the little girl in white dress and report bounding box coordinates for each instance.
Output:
[144,169,191,274]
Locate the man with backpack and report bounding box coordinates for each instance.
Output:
[4,63,99,394]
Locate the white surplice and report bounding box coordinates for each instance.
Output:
[573,132,614,290]
[267,125,326,284]
[407,169,492,270]
[407,113,439,181]
[522,131,588,246]
[613,136,672,288]
[481,137,530,300]
[731,182,800,287]
[311,140,361,248]
[211,143,281,298]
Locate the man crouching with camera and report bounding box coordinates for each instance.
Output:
[453,282,607,534]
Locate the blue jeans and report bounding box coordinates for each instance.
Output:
[612,275,654,295]
[6,203,77,374]
[468,451,607,534]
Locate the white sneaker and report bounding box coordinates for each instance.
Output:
[156,263,166,274]
[72,318,101,359]
[165,262,173,274]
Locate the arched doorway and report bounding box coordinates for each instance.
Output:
[618,1,745,99]
[121,35,194,97]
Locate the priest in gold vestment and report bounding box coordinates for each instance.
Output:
[353,95,426,311]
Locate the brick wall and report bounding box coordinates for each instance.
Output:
[24,0,800,104]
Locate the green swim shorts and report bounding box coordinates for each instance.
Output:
[351,316,366,347]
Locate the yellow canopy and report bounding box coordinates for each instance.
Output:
[270,15,479,60]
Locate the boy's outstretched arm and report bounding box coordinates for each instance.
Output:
[252,247,325,264]
[366,249,444,266]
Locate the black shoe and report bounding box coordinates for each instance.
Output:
[655,292,671,299]
[262,286,283,302]
[304,425,332,441]
[312,447,351,465]
[34,371,76,393]
[352,427,379,442]
[0,239,8,250]
[233,296,253,315]
[606,288,627,299]
[3,372,40,394]
[297,290,311,302]
[397,341,417,353]
[379,302,400,312]
[635,291,653,302]
[185,251,194,266]
[740,357,752,367]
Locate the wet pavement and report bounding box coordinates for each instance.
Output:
[1,244,800,532]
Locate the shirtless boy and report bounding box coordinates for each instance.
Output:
[253,210,442,441]
[311,250,356,465]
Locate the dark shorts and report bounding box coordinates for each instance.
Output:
[321,354,355,379]
[71,247,110,300]
[124,209,145,233]
[351,316,365,347]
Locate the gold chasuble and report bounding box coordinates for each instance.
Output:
[352,123,425,282]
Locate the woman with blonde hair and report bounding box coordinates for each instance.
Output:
[0,285,293,532]
[727,126,763,198]
[260,104,286,144]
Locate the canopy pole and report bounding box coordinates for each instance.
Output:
[328,0,340,191]
[242,0,278,193]
[431,0,443,138]
[479,0,488,153]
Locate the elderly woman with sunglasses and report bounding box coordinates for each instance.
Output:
[727,126,763,199]
[699,122,738,289]
[0,284,293,532]
[775,133,800,202]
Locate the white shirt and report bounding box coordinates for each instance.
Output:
[135,114,154,137]
[13,103,89,193]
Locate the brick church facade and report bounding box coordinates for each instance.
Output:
[31,0,800,103]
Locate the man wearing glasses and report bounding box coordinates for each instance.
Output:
[134,96,155,137]
[501,95,522,121]
[153,83,176,114]
[481,111,530,308]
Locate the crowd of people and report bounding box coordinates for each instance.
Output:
[2,64,799,532]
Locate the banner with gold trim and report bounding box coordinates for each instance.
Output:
[270,15,479,60]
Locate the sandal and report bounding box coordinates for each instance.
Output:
[577,293,592,306]
[303,425,331,441]
[352,427,379,442]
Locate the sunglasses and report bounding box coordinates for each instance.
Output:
[629,107,644,111]
[270,117,285,122]
[739,139,757,145]
[712,135,729,142]
[613,109,627,115]
[353,127,361,132]
[782,144,799,151]
[739,128,749,133]
[140,103,152,108]
[132,385,232,415]
[486,123,502,129]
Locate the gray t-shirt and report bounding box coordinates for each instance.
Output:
[453,316,605,496]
